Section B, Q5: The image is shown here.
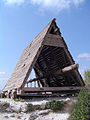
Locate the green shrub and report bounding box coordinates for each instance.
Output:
[26,104,34,112]
[14,98,22,102]
[68,89,90,120]
[34,105,41,110]
[26,104,41,113]
[45,100,66,112]
[84,70,90,87]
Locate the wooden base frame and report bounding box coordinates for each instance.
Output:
[1,86,85,98]
[16,86,84,97]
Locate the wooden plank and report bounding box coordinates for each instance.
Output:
[23,86,84,92]
[45,34,61,39]
[43,34,65,47]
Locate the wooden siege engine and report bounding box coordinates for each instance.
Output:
[2,19,85,98]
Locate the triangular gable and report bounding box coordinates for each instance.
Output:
[3,19,85,93]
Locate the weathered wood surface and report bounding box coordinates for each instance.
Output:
[43,34,65,47]
[3,20,53,92]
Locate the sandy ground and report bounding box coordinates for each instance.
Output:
[0,112,29,120]
[0,112,69,120]
[35,112,70,120]
[0,97,77,120]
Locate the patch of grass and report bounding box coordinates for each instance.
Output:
[26,104,34,112]
[34,105,41,110]
[45,100,66,112]
[14,98,22,102]
[68,89,90,120]
[26,104,41,113]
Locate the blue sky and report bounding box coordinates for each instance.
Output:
[0,0,90,90]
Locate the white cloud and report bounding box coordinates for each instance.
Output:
[0,72,6,75]
[3,0,84,12]
[72,0,84,5]
[3,0,25,5]
[78,53,90,59]
[30,0,84,12]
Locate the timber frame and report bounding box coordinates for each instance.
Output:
[2,18,85,98]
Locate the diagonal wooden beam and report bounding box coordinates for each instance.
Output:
[27,64,78,84]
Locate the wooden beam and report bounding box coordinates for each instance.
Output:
[55,64,79,75]
[37,80,40,88]
[43,34,65,47]
[27,75,47,83]
[27,64,78,84]
[22,86,84,92]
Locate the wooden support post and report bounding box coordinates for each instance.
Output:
[27,83,28,87]
[17,89,24,96]
[31,82,32,87]
[37,80,40,88]
[11,90,17,99]
[1,92,6,98]
[7,90,11,98]
[34,81,36,87]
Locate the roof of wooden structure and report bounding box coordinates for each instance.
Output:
[3,19,85,92]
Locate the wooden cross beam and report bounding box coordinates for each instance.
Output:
[27,75,47,83]
[55,64,79,75]
[27,64,78,84]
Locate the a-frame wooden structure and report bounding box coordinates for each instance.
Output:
[3,19,85,98]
